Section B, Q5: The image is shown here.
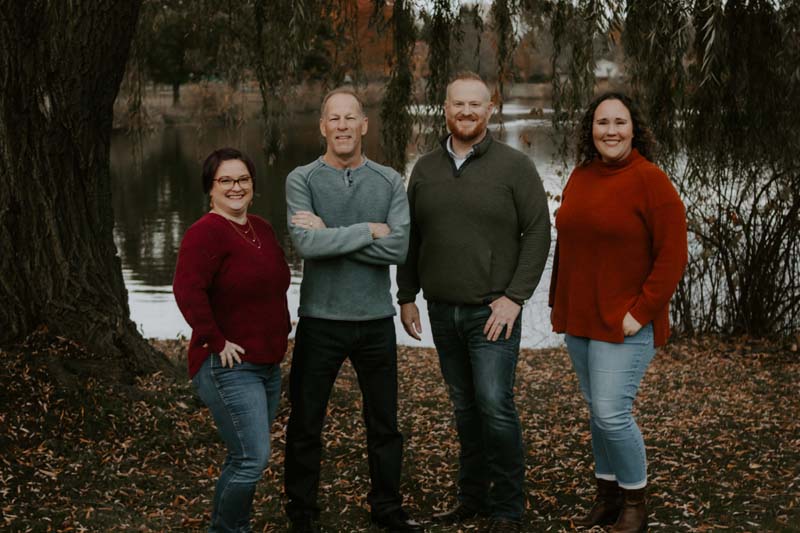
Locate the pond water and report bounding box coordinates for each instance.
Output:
[110,101,567,348]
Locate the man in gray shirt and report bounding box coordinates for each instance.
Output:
[284,88,422,533]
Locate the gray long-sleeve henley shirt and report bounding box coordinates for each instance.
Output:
[286,157,410,320]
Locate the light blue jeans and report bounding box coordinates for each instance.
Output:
[192,354,282,533]
[565,323,655,489]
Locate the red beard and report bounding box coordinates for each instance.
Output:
[446,113,487,144]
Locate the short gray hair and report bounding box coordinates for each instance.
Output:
[320,87,365,117]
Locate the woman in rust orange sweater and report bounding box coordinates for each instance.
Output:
[549,93,687,533]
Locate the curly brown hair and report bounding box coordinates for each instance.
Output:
[576,92,657,166]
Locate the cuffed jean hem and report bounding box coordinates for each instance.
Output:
[595,473,617,481]
[618,479,647,490]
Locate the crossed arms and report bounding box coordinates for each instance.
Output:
[285,169,410,265]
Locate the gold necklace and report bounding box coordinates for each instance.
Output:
[225,217,262,249]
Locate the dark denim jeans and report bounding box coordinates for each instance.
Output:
[192,354,282,533]
[284,317,403,521]
[428,302,525,522]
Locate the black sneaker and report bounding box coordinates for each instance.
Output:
[371,508,424,532]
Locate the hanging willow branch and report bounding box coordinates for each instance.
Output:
[491,0,519,115]
[546,0,619,160]
[321,0,364,89]
[548,0,593,160]
[253,0,365,158]
[622,0,690,165]
[121,5,153,162]
[420,0,460,149]
[253,0,327,164]
[378,0,416,173]
[467,4,485,74]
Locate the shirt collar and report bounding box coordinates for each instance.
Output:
[446,135,473,162]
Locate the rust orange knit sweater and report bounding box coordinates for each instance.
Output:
[549,149,687,346]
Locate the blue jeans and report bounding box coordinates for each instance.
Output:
[192,354,282,533]
[428,302,525,522]
[565,323,656,489]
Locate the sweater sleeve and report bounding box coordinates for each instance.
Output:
[628,169,688,325]
[548,239,559,307]
[286,169,374,259]
[505,158,552,305]
[395,165,421,304]
[348,170,410,265]
[548,173,573,307]
[172,223,226,354]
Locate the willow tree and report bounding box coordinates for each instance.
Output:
[0,0,168,374]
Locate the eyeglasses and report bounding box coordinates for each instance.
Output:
[214,175,253,189]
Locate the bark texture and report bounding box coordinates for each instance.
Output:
[0,0,171,377]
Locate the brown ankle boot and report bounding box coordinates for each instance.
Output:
[610,487,647,533]
[572,478,622,528]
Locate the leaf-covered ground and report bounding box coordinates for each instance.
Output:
[1,334,798,532]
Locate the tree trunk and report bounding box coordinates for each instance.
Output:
[0,0,173,378]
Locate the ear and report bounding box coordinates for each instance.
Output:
[319,118,326,138]
[361,116,368,136]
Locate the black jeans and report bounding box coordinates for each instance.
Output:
[284,316,403,520]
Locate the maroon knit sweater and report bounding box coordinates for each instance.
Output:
[173,213,291,377]
[549,149,688,347]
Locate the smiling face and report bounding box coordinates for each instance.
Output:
[445,79,494,145]
[209,159,253,218]
[320,93,368,166]
[592,98,634,163]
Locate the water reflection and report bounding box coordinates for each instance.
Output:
[111,104,566,347]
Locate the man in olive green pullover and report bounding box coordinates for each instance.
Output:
[396,72,551,533]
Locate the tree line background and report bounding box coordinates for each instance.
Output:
[1,0,798,377]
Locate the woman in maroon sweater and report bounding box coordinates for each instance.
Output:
[549,94,687,533]
[173,147,291,533]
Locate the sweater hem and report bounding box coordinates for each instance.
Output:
[298,309,397,321]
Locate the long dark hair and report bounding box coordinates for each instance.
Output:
[576,92,657,165]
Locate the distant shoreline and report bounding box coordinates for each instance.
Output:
[113,80,554,131]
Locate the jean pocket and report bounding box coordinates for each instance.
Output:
[623,323,653,345]
[209,353,234,373]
